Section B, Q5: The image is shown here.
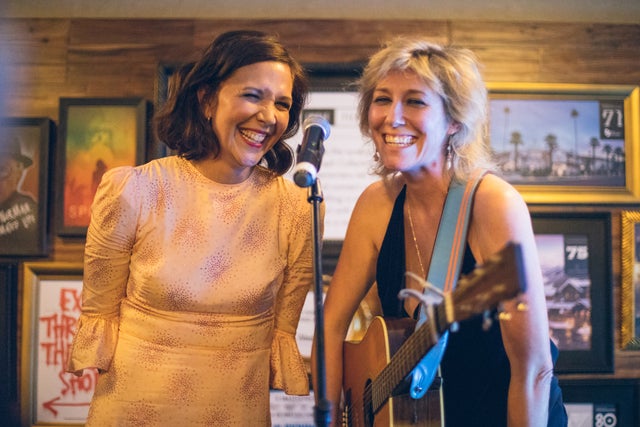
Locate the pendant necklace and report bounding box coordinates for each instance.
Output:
[406,197,426,279]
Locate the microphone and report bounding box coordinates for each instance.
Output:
[293,115,331,187]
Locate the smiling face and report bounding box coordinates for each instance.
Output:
[201,61,294,182]
[368,69,459,176]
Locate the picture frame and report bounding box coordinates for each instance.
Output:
[488,83,640,204]
[531,211,613,373]
[20,262,93,427]
[155,63,179,111]
[621,210,640,349]
[0,117,55,256]
[0,262,19,425]
[152,63,182,159]
[56,98,149,237]
[560,378,639,427]
[288,62,372,242]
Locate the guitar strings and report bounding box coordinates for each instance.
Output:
[404,271,445,298]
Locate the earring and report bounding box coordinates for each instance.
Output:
[373,151,380,162]
[207,116,212,125]
[445,140,453,171]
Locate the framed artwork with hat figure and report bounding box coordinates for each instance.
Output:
[0,117,54,257]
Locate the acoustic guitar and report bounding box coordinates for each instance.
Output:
[342,242,526,426]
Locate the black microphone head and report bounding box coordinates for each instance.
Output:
[293,163,316,187]
[303,114,331,140]
[293,115,331,187]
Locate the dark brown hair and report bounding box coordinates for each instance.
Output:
[154,30,308,175]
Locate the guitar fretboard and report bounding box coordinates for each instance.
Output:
[370,316,442,414]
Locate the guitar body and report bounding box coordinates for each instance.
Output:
[343,316,442,427]
[341,242,526,427]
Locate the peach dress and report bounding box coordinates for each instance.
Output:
[67,156,314,426]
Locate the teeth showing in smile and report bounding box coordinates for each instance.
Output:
[240,129,267,145]
[384,135,414,146]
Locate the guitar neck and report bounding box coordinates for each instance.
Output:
[365,241,525,417]
[370,305,448,414]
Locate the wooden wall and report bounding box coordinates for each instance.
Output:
[2,17,640,423]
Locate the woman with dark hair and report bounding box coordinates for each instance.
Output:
[68,30,316,425]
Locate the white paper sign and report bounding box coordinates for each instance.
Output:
[287,91,378,240]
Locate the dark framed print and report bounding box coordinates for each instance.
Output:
[56,98,148,236]
[152,63,183,159]
[488,83,639,204]
[0,117,54,256]
[20,262,94,426]
[531,211,613,373]
[155,63,179,110]
[1,262,19,425]
[621,210,640,349]
[560,378,638,427]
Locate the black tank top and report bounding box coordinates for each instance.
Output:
[375,185,567,427]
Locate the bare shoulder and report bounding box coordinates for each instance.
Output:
[346,178,404,248]
[473,173,528,217]
[353,178,401,216]
[469,173,532,263]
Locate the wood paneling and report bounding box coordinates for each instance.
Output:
[3,18,639,120]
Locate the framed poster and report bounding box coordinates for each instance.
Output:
[0,117,54,256]
[56,98,148,236]
[531,211,613,373]
[561,378,638,427]
[20,262,95,426]
[620,210,640,349]
[488,83,639,204]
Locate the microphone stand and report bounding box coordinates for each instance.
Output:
[307,179,331,427]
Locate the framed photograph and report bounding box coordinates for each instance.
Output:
[560,378,638,427]
[1,262,19,425]
[621,210,640,349]
[0,117,54,256]
[531,211,613,373]
[20,262,95,426]
[488,83,640,204]
[56,98,149,236]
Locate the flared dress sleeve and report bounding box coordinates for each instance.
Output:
[67,166,139,375]
[269,184,324,395]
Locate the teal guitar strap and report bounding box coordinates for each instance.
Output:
[408,171,486,408]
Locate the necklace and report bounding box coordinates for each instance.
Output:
[406,197,426,278]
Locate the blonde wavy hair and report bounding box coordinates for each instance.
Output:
[357,36,496,182]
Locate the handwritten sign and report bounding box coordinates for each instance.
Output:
[35,279,96,423]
